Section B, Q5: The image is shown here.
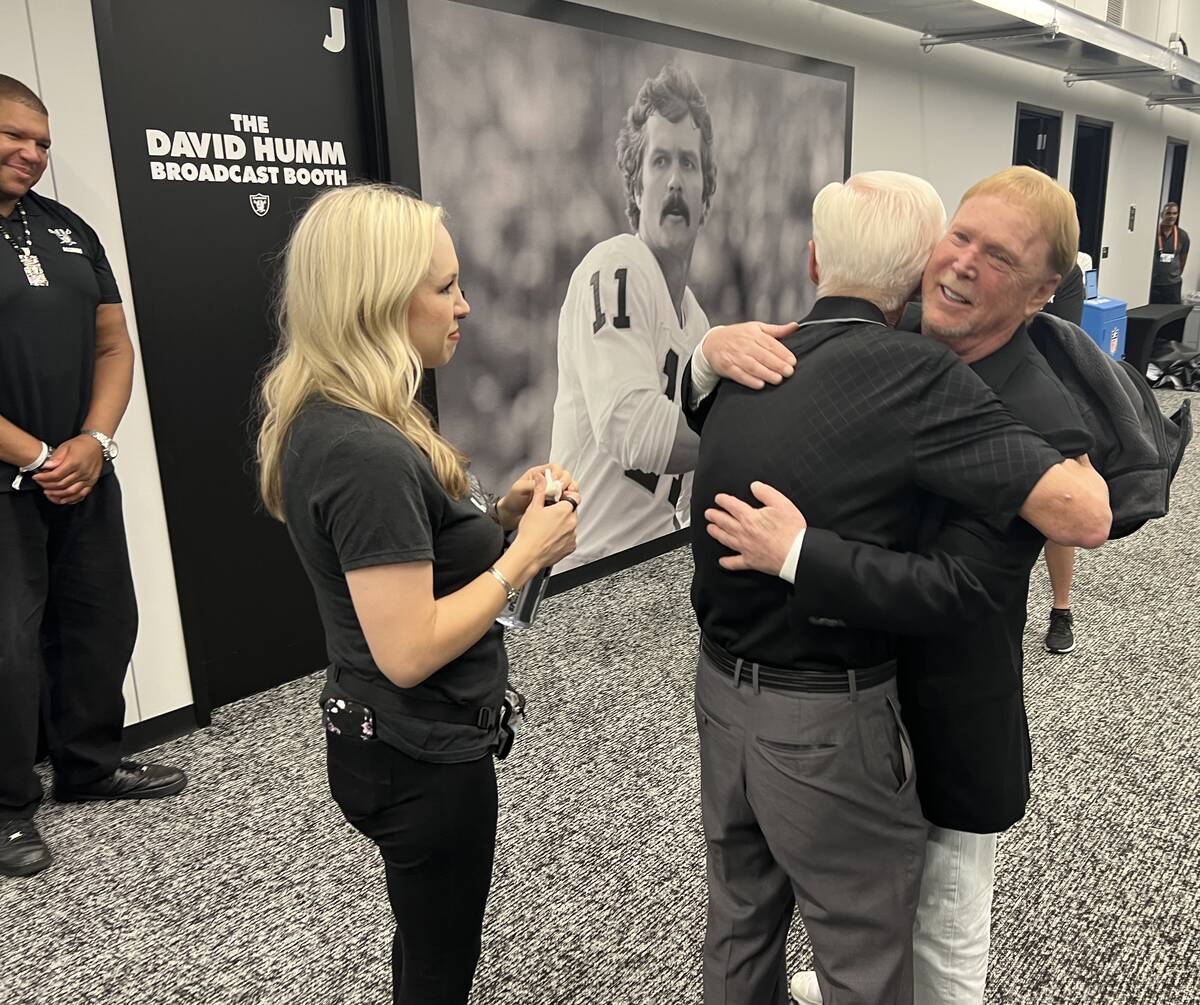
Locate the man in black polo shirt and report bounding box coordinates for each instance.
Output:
[699,169,1099,1005]
[1150,202,1189,304]
[685,170,1109,1005]
[0,76,185,878]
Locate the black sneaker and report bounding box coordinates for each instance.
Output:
[55,761,187,803]
[0,818,52,877]
[1045,609,1075,654]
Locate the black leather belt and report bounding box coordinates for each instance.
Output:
[700,636,896,694]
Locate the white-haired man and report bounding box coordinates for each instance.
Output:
[686,171,1109,1005]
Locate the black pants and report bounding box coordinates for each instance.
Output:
[326,734,498,1004]
[1150,282,1182,304]
[0,476,138,817]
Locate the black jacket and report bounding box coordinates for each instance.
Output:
[789,327,1090,833]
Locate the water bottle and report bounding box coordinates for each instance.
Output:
[496,566,552,629]
[496,469,561,630]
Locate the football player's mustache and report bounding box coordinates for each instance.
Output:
[661,194,690,225]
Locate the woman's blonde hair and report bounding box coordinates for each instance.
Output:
[257,184,468,521]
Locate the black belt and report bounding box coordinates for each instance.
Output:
[327,666,500,730]
[700,636,896,694]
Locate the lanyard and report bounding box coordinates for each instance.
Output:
[0,200,34,259]
[1158,226,1178,253]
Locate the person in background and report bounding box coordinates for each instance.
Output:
[1149,202,1189,305]
[1039,264,1088,654]
[1044,259,1084,326]
[0,74,185,880]
[256,184,579,1004]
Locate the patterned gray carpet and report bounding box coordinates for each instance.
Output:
[1,391,1196,1005]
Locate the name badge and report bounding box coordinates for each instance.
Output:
[1160,252,1176,264]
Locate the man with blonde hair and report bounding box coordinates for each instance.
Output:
[697,167,1106,1005]
[685,169,1108,1005]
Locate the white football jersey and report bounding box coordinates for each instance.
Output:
[550,233,709,572]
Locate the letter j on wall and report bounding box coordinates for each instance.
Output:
[324,7,345,52]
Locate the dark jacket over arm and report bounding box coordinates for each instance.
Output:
[779,326,1093,834]
[794,516,1025,636]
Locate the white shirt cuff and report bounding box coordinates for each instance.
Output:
[778,528,807,584]
[688,329,721,408]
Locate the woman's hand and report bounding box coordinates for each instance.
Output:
[507,473,578,572]
[496,463,579,531]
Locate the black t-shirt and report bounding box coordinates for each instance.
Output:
[689,296,1065,673]
[1151,226,1189,287]
[0,191,121,492]
[281,401,507,762]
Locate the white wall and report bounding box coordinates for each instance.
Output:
[1124,0,1200,47]
[1064,0,1113,23]
[10,0,193,723]
[580,0,1200,308]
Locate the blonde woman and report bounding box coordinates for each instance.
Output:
[257,184,578,1003]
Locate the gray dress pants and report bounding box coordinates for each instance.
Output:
[696,650,928,1005]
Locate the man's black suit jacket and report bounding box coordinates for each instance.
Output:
[787,326,1092,833]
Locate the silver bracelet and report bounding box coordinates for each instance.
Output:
[487,566,519,607]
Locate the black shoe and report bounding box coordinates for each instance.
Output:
[55,761,188,803]
[0,818,52,877]
[1045,609,1075,654]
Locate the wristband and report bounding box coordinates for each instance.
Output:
[12,441,51,490]
[488,566,519,607]
[18,441,50,473]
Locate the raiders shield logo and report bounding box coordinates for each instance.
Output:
[249,193,270,217]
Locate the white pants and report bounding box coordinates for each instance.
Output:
[913,826,997,1005]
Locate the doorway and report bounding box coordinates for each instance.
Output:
[1160,137,1188,212]
[1013,103,1062,177]
[1070,116,1113,268]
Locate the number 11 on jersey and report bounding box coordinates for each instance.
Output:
[590,268,631,333]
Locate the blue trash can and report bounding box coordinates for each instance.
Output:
[1081,297,1127,359]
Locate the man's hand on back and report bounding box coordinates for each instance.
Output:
[705,480,807,575]
[703,321,799,389]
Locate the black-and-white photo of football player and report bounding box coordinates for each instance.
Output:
[550,63,715,571]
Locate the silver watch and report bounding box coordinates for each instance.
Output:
[82,429,119,461]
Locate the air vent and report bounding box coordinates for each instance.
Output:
[1107,0,1124,26]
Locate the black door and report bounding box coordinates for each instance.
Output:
[1070,116,1113,268]
[1162,138,1188,209]
[1013,103,1062,177]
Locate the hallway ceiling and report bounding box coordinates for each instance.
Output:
[811,0,1200,113]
